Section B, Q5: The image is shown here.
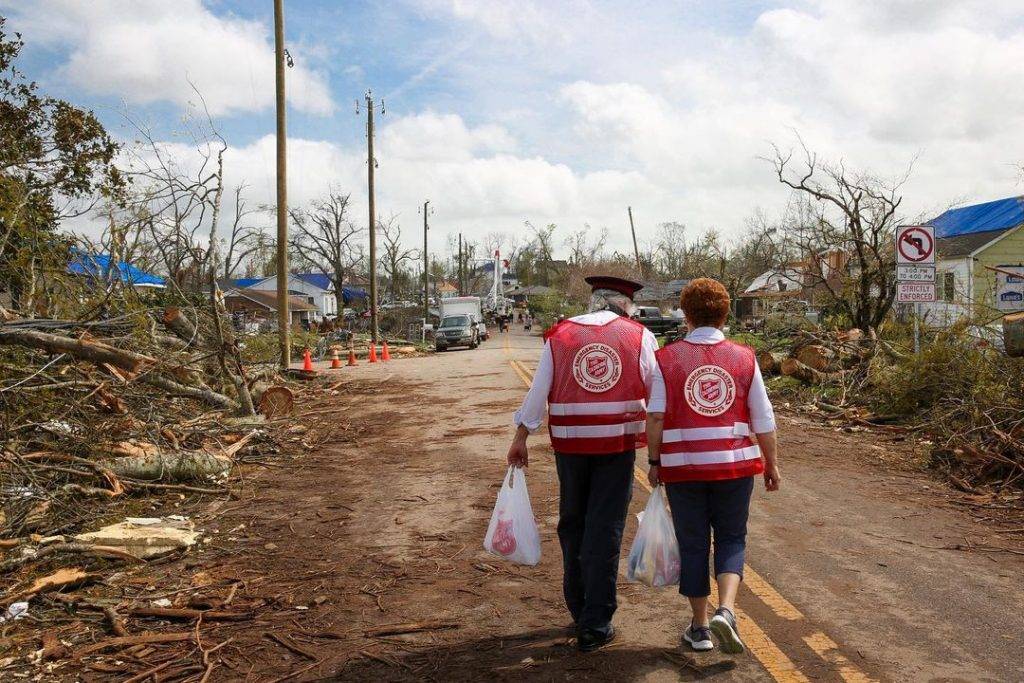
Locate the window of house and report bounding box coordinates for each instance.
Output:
[942,271,955,302]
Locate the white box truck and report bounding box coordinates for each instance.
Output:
[436,296,487,350]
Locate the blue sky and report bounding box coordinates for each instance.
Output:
[5,1,1024,256]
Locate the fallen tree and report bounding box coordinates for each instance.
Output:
[0,325,237,410]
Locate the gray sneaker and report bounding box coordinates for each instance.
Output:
[710,607,745,655]
[683,623,714,651]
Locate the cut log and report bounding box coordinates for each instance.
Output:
[140,374,236,409]
[161,306,201,345]
[258,386,295,418]
[794,344,836,372]
[100,449,232,481]
[756,350,787,374]
[837,328,865,343]
[0,328,153,373]
[780,357,828,384]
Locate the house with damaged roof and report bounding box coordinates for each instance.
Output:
[921,196,1024,324]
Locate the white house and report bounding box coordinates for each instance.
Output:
[244,273,337,321]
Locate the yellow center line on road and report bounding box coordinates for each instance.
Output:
[504,351,874,683]
[803,633,878,683]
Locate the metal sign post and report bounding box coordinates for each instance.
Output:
[895,225,937,354]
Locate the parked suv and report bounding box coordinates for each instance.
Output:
[435,314,479,351]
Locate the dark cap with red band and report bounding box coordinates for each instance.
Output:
[584,275,644,300]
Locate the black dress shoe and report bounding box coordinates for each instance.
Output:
[577,625,616,653]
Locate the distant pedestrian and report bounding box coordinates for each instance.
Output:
[646,278,781,655]
[507,276,656,653]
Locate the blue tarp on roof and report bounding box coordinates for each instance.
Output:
[342,287,367,303]
[295,273,332,290]
[295,273,366,302]
[232,277,263,288]
[68,251,165,287]
[927,196,1024,238]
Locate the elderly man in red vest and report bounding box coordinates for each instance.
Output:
[506,275,658,652]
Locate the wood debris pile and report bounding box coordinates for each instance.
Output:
[757,324,1024,492]
[0,298,355,678]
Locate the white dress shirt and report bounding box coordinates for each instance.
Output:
[513,310,660,433]
[648,326,776,434]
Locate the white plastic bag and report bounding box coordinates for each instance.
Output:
[483,466,541,566]
[626,486,680,587]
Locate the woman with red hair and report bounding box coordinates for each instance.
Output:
[646,278,781,655]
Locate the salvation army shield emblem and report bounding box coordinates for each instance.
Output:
[699,378,721,403]
[572,343,622,393]
[684,365,736,416]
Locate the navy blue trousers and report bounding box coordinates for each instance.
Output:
[554,450,635,635]
[665,476,754,598]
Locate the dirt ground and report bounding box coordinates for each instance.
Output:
[31,327,1024,682]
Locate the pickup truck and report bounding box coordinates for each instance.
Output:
[632,306,684,336]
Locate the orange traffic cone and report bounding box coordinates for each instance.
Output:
[302,348,314,372]
[347,346,358,366]
[329,346,342,369]
[368,343,378,363]
[381,339,391,361]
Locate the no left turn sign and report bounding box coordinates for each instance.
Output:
[896,225,935,265]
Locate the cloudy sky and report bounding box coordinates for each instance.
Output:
[4,0,1024,256]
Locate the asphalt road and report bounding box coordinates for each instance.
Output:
[238,326,1024,682]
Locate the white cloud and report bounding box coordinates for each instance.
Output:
[2,0,334,116]
[379,112,515,161]
[414,0,568,42]
[25,0,1024,254]
[98,111,652,256]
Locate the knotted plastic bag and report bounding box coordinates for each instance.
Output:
[626,486,680,587]
[483,466,541,566]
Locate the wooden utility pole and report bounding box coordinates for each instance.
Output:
[422,200,430,321]
[457,233,463,296]
[628,206,642,278]
[273,0,289,368]
[364,91,380,343]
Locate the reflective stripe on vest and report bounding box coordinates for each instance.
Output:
[660,444,761,468]
[549,399,647,416]
[550,420,647,439]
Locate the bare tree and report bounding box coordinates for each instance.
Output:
[564,224,608,267]
[378,215,417,303]
[119,88,227,293]
[289,188,363,316]
[767,138,908,332]
[522,221,558,286]
[653,221,688,278]
[220,184,262,281]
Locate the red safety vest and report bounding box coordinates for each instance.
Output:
[655,339,764,482]
[546,316,647,454]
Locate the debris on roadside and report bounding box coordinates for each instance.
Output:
[73,517,200,560]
